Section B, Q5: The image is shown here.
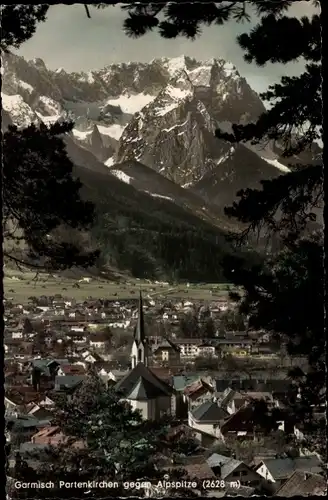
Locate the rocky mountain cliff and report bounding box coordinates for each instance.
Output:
[3,51,321,207]
[2,53,268,180]
[115,56,268,187]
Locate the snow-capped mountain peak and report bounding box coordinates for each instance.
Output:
[2,51,298,194]
[161,55,192,76]
[30,57,47,70]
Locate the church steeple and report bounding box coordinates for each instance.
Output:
[134,291,145,344]
[131,291,149,368]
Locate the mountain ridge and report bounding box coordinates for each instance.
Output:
[3,52,319,279]
[3,52,290,207]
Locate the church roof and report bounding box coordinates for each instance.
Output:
[115,363,173,400]
[126,377,168,400]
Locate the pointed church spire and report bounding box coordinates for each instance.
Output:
[131,291,148,368]
[134,290,145,344]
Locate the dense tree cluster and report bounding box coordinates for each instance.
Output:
[3,122,99,271]
[11,374,197,499]
[90,176,240,281]
[0,5,49,51]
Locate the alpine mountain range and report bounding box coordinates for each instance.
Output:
[1,52,321,280]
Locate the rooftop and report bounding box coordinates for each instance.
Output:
[275,471,326,496]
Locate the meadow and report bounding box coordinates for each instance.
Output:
[4,269,233,304]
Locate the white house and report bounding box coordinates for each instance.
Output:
[70,326,85,332]
[188,400,228,441]
[12,330,24,339]
[81,351,102,364]
[255,457,324,490]
[175,339,202,359]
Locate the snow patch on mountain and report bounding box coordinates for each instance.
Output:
[188,66,212,87]
[38,95,62,115]
[164,56,190,76]
[222,61,238,79]
[2,94,38,127]
[196,101,214,131]
[87,72,95,84]
[144,191,173,201]
[166,84,191,100]
[155,102,180,117]
[73,129,92,140]
[163,118,189,133]
[106,93,155,114]
[217,147,235,165]
[12,76,34,93]
[262,157,291,173]
[110,169,133,184]
[97,124,125,140]
[105,157,115,167]
[35,112,61,124]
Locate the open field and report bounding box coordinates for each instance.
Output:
[4,270,234,304]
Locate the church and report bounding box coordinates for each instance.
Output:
[115,292,175,420]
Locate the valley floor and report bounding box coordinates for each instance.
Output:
[4,270,233,304]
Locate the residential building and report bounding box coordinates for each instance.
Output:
[151,337,180,366]
[207,453,265,488]
[188,400,228,443]
[175,339,203,359]
[183,378,214,410]
[255,456,324,490]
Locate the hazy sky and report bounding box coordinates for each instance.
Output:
[16,2,318,95]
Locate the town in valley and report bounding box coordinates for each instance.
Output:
[4,274,325,497]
